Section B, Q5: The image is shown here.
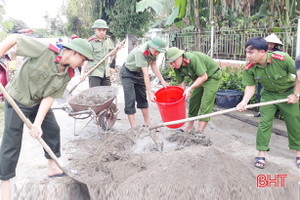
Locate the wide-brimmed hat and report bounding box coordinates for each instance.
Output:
[265,34,283,45]
[148,37,166,53]
[166,47,185,63]
[91,19,109,29]
[63,38,93,60]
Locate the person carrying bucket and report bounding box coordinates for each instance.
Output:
[166,47,222,133]
[120,37,169,128]
[0,34,93,200]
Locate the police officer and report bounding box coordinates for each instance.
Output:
[166,47,222,133]
[254,34,284,117]
[120,37,168,128]
[0,34,93,199]
[81,19,121,87]
[237,37,300,169]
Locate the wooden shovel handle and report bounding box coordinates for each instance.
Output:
[149,98,289,130]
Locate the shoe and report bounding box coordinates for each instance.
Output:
[253,157,265,169]
[254,112,261,117]
[48,172,67,178]
[295,157,300,168]
[176,128,184,132]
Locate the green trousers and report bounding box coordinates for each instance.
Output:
[257,89,300,151]
[188,70,221,121]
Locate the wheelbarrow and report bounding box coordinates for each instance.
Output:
[59,86,119,135]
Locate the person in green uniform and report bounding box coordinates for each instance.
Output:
[236,37,300,169]
[0,34,93,200]
[120,37,168,128]
[81,19,121,87]
[166,47,222,132]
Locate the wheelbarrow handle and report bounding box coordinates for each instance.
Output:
[0,83,65,171]
[149,98,289,130]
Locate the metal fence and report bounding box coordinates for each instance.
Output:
[170,26,298,60]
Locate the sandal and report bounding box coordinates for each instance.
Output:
[254,157,265,169]
[295,157,300,168]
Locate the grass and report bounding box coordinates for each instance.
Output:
[0,102,4,137]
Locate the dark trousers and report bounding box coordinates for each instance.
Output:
[0,100,60,180]
[89,76,111,87]
[119,66,148,114]
[257,82,262,103]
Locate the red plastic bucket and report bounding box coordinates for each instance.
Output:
[155,86,186,129]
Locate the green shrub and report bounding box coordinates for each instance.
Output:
[219,65,244,92]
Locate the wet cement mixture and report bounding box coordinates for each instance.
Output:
[68,89,115,107]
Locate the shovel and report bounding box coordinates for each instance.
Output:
[68,39,126,94]
[0,83,91,199]
[149,98,289,130]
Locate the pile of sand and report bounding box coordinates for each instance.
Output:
[65,128,298,200]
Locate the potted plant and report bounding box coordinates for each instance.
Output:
[215,65,244,108]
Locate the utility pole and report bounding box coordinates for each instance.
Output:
[209,0,214,58]
[297,16,300,56]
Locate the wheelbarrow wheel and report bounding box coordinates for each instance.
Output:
[97,103,117,130]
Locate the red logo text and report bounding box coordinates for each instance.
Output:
[257,174,288,188]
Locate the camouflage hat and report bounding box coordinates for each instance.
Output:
[265,34,283,45]
[63,38,93,60]
[166,47,185,63]
[91,19,109,29]
[148,37,166,53]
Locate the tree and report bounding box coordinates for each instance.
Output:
[63,0,94,38]
[108,0,153,39]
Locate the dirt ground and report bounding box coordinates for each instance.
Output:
[2,74,300,200]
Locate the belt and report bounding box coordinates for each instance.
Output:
[277,86,294,94]
[123,64,143,76]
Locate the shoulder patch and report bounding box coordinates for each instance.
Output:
[272,54,285,61]
[68,67,74,79]
[88,36,94,42]
[183,58,190,66]
[244,62,254,71]
[143,49,149,57]
[49,44,59,54]
[184,58,190,64]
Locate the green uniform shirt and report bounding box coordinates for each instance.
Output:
[125,43,157,72]
[174,52,219,83]
[87,35,114,77]
[6,35,72,107]
[242,52,295,93]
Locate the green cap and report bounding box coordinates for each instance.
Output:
[148,37,166,53]
[91,19,109,29]
[166,47,184,63]
[63,38,94,60]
